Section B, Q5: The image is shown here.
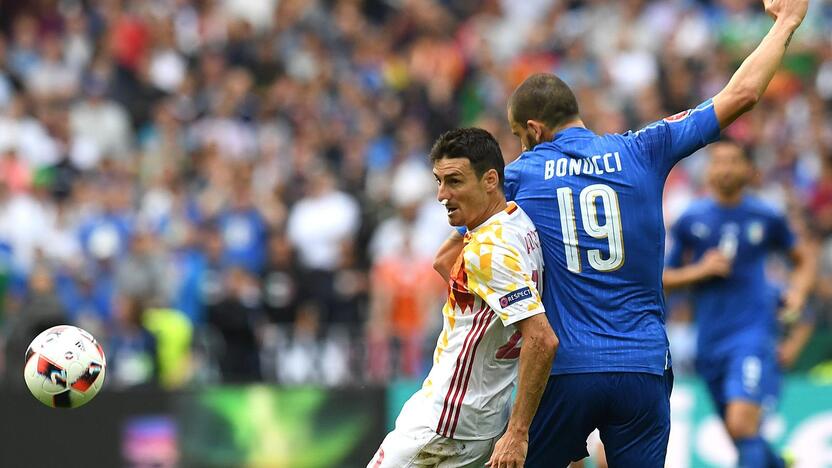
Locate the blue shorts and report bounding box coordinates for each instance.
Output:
[696,351,781,417]
[526,370,673,468]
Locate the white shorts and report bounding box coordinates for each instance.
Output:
[367,425,498,468]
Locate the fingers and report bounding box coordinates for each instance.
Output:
[709,259,730,276]
[702,249,732,277]
[763,0,777,19]
[764,0,809,26]
[714,260,731,277]
[487,455,523,468]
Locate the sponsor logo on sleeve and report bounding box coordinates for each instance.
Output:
[499,287,532,308]
[663,109,691,123]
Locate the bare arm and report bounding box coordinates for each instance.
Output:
[433,230,464,282]
[779,321,814,368]
[713,0,808,128]
[779,241,818,322]
[778,240,819,368]
[507,314,557,434]
[663,249,732,291]
[488,314,557,468]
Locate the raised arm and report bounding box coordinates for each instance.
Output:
[713,0,808,128]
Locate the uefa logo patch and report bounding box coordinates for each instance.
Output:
[499,287,532,308]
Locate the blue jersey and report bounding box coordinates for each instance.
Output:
[505,100,720,375]
[667,196,795,358]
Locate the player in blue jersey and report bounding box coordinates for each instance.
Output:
[663,140,816,468]
[434,1,809,466]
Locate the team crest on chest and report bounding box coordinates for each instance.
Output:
[691,222,710,239]
[747,221,764,245]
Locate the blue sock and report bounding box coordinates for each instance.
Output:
[736,436,785,468]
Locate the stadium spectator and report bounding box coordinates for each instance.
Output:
[206,266,263,382]
[286,165,361,324]
[2,263,66,388]
[107,295,159,388]
[260,232,301,326]
[366,234,443,381]
[115,228,169,303]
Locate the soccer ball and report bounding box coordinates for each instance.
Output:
[23,325,106,408]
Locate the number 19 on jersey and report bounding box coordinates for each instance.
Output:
[557,184,625,274]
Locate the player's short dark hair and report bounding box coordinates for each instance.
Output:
[713,137,754,164]
[430,127,505,189]
[508,73,580,129]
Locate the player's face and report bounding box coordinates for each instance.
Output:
[433,157,493,228]
[707,144,751,196]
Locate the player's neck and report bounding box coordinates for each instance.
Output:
[714,190,744,206]
[466,197,508,231]
[550,119,586,137]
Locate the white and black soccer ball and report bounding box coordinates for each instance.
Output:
[23,325,106,408]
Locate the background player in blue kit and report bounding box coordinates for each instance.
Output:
[434,0,809,466]
[663,140,816,468]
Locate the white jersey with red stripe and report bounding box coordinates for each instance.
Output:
[396,202,545,441]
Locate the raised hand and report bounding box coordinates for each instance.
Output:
[763,0,809,30]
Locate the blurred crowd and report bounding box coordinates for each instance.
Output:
[1,0,831,389]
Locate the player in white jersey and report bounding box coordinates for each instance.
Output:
[368,128,558,468]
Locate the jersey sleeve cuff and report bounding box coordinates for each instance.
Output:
[500,306,546,327]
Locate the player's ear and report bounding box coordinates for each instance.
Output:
[483,168,499,192]
[526,120,545,141]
